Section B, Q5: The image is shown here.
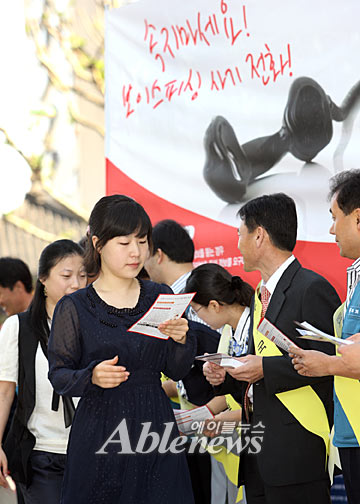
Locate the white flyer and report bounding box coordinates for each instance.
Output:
[295,321,353,346]
[128,292,195,339]
[219,357,245,369]
[257,318,299,352]
[195,353,245,368]
[173,405,214,434]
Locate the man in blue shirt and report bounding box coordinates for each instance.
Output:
[291,169,360,504]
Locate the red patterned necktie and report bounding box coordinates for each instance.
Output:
[244,285,271,422]
[244,383,252,423]
[260,285,271,318]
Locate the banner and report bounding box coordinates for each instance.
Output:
[105,0,360,298]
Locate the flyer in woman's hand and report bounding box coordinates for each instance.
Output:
[128,292,195,339]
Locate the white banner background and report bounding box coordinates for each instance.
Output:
[105,0,360,297]
[106,0,359,242]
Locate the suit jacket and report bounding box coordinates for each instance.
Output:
[216,259,341,487]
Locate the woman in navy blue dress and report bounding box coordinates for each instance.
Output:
[48,195,196,504]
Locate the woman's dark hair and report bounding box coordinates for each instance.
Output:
[184,263,254,307]
[29,239,84,347]
[84,195,152,276]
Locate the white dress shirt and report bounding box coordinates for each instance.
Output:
[261,255,296,300]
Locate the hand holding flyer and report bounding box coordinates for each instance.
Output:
[128,293,195,339]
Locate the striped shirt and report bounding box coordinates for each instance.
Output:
[345,257,360,312]
[170,271,205,324]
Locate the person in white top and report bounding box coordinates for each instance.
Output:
[0,239,87,503]
[185,263,254,504]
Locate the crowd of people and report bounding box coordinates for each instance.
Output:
[0,169,359,504]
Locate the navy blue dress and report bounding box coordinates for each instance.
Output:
[48,280,196,504]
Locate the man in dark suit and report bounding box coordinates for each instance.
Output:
[204,193,340,504]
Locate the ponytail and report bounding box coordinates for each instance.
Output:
[185,263,254,307]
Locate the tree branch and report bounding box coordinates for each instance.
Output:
[68,102,105,138]
[28,19,105,107]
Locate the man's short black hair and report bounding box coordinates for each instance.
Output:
[152,220,194,263]
[329,169,360,215]
[0,257,33,292]
[238,193,297,252]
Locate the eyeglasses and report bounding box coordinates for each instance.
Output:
[192,305,204,314]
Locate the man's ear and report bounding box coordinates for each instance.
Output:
[157,249,165,264]
[355,209,360,230]
[208,300,221,313]
[255,226,266,248]
[14,280,26,292]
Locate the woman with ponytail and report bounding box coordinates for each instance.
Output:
[184,264,254,504]
[185,263,254,358]
[0,240,86,503]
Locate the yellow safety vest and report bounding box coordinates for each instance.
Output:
[253,284,330,457]
[333,303,360,444]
